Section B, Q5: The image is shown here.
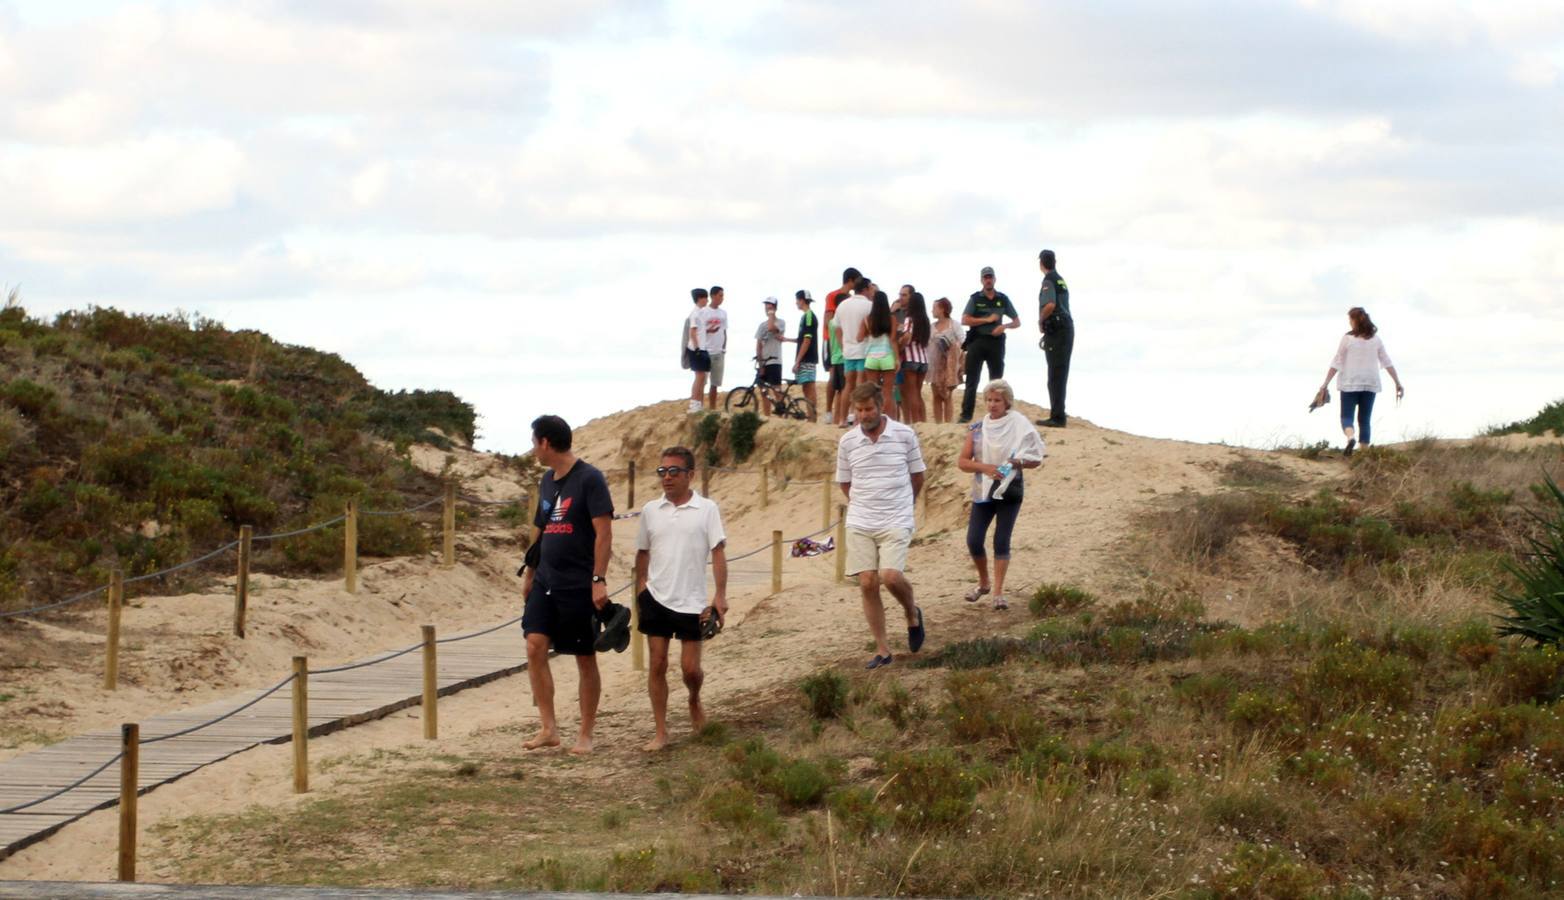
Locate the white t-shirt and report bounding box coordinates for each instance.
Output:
[1331,334,1394,393]
[686,308,707,351]
[755,317,786,364]
[636,492,726,614]
[834,295,873,360]
[704,307,729,354]
[835,418,926,531]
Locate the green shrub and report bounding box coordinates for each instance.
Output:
[876,681,925,730]
[1300,643,1416,713]
[1446,619,1499,668]
[1029,583,1094,617]
[879,749,979,829]
[1204,788,1290,836]
[692,412,722,450]
[701,783,781,837]
[1496,474,1564,646]
[1171,671,1239,713]
[775,758,834,808]
[943,670,1011,742]
[800,670,848,720]
[1203,843,1325,899]
[1490,398,1564,438]
[1485,646,1564,704]
[728,410,763,462]
[827,785,889,836]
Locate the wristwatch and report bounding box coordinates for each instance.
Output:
[591,575,607,585]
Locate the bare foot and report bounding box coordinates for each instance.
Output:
[690,703,707,734]
[643,734,669,752]
[569,734,594,755]
[523,731,560,751]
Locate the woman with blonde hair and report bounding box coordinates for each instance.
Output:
[1318,307,1404,457]
[956,379,1045,610]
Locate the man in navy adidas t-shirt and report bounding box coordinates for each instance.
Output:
[521,414,625,755]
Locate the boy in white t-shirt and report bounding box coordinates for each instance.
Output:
[686,288,710,413]
[634,446,728,750]
[704,286,729,409]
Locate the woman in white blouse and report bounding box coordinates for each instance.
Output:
[1318,307,1404,457]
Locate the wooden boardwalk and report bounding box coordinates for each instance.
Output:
[0,623,527,861]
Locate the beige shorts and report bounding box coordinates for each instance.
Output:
[845,527,912,576]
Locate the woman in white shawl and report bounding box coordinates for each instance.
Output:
[956,379,1045,610]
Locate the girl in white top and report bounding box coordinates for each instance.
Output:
[955,379,1045,610]
[1319,307,1404,457]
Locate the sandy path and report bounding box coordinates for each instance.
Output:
[0,399,1335,882]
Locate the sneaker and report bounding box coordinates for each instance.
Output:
[823,412,834,425]
[992,595,1009,611]
[1344,438,1357,458]
[1039,418,1066,428]
[865,654,894,670]
[593,602,632,653]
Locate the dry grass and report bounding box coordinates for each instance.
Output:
[146,440,1564,897]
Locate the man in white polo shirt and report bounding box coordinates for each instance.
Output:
[634,446,728,751]
[835,382,927,669]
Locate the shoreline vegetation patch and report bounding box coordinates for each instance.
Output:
[0,305,483,612]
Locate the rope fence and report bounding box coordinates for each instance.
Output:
[0,460,863,877]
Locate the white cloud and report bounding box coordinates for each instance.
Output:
[0,132,243,223]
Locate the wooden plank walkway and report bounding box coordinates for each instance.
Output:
[0,623,527,861]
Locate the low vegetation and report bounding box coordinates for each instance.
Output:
[0,304,483,612]
[145,413,1564,896]
[1490,398,1564,439]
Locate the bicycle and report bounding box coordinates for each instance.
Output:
[725,357,815,420]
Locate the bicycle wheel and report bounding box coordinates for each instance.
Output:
[725,386,755,413]
[787,397,814,421]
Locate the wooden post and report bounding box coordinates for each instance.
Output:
[104,570,123,691]
[526,488,539,526]
[771,530,783,595]
[759,466,769,508]
[421,625,438,740]
[441,480,456,568]
[700,465,711,498]
[343,500,358,595]
[627,460,636,511]
[821,478,832,531]
[234,525,252,638]
[630,573,645,673]
[835,506,847,583]
[117,722,138,882]
[291,656,309,793]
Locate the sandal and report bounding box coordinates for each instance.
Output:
[992,594,1009,611]
[964,585,990,603]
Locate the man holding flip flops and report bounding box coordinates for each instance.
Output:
[634,446,729,751]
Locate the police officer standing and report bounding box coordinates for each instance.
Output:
[1036,249,1073,428]
[958,265,1021,423]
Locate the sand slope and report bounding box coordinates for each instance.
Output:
[0,397,1339,881]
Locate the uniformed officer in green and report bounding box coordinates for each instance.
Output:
[1036,249,1072,428]
[959,265,1021,423]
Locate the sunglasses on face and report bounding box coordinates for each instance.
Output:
[656,466,691,476]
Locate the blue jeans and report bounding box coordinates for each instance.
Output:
[966,499,1022,560]
[1340,391,1376,445]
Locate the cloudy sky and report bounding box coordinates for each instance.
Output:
[2,0,1561,453]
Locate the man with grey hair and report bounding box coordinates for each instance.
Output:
[836,382,927,669]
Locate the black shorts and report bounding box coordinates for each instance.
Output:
[690,350,712,373]
[523,584,598,656]
[637,589,705,642]
[761,363,783,386]
[830,363,846,392]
